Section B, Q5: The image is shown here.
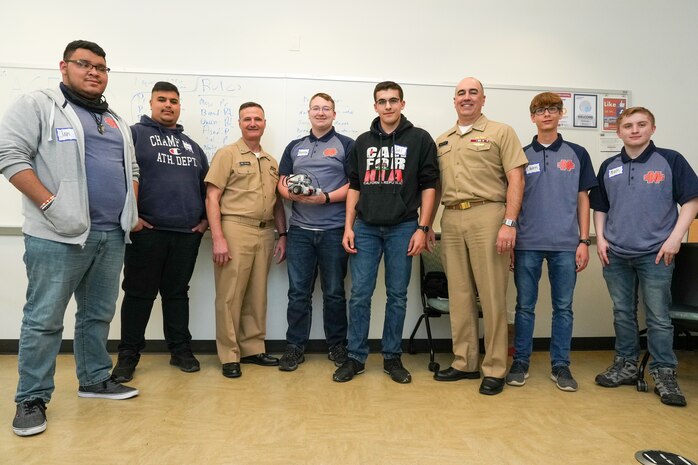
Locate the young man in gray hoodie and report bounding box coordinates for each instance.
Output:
[0,40,140,437]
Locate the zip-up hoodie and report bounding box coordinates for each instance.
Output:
[348,115,438,225]
[0,87,139,245]
[131,115,208,232]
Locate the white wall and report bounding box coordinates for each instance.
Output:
[1,0,695,342]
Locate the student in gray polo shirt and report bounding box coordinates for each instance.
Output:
[507,92,597,392]
[277,92,354,371]
[591,106,698,407]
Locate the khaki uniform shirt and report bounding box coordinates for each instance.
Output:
[205,138,279,221]
[436,114,527,205]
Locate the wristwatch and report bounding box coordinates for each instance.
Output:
[502,218,518,227]
[579,238,591,246]
[417,225,430,233]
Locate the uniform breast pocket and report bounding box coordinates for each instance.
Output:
[234,167,257,191]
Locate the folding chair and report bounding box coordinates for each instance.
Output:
[407,240,449,372]
[636,242,698,391]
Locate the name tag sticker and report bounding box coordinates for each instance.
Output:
[526,163,540,174]
[56,128,76,141]
[297,149,310,157]
[239,161,252,166]
[394,145,407,156]
[608,166,623,178]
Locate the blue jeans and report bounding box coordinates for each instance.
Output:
[347,219,416,363]
[602,251,676,370]
[513,250,577,368]
[285,225,348,350]
[16,230,125,403]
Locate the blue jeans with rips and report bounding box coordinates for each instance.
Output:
[285,225,348,350]
[513,250,577,368]
[602,251,676,370]
[346,218,417,364]
[16,230,125,403]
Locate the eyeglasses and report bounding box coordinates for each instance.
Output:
[533,106,561,115]
[375,97,401,107]
[65,59,110,74]
[310,106,333,113]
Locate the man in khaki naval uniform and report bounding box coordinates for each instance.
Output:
[430,77,527,395]
[205,102,287,378]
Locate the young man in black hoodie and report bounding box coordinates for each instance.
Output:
[334,81,439,384]
[112,82,209,383]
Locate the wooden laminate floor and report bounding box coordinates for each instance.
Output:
[1,350,697,465]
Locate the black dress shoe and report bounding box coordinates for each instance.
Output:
[434,367,481,382]
[479,376,505,395]
[240,353,279,367]
[222,362,241,378]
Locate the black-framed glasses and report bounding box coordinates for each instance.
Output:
[65,59,110,74]
[533,106,561,115]
[375,97,401,106]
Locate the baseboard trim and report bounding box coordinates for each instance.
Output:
[0,337,620,355]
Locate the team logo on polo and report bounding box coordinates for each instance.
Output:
[324,147,338,157]
[643,171,665,184]
[557,159,575,171]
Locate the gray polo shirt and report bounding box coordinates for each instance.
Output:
[517,135,597,251]
[279,128,354,230]
[590,141,698,258]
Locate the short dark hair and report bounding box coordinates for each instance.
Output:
[63,40,106,60]
[374,81,403,101]
[239,102,264,115]
[617,106,655,127]
[152,81,179,96]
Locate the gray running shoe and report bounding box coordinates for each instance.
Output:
[12,399,47,437]
[506,360,529,386]
[595,356,638,387]
[328,344,348,367]
[650,367,687,407]
[78,378,139,400]
[551,365,578,392]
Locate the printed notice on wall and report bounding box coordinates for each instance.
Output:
[557,92,574,128]
[602,96,628,131]
[573,94,597,128]
[599,131,623,153]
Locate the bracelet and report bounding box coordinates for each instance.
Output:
[279,232,288,237]
[324,192,330,204]
[40,195,56,211]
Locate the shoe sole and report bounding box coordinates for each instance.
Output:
[594,376,638,388]
[222,371,241,378]
[170,360,201,373]
[13,421,47,437]
[78,389,139,400]
[479,386,504,395]
[550,374,578,392]
[506,373,529,387]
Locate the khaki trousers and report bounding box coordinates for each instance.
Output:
[441,202,510,378]
[214,221,275,363]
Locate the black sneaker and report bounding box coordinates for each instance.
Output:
[78,378,139,400]
[650,367,687,407]
[12,399,47,437]
[595,356,638,387]
[112,352,140,383]
[383,357,411,384]
[170,350,201,373]
[279,345,305,372]
[328,344,348,367]
[333,358,365,382]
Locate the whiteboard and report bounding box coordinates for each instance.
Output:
[0,65,629,228]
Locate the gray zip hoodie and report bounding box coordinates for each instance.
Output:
[0,86,139,245]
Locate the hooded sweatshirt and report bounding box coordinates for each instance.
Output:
[131,115,208,232]
[347,115,438,225]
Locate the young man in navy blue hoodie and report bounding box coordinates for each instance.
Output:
[334,81,439,384]
[112,82,209,383]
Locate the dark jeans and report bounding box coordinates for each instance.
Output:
[285,226,348,350]
[119,229,203,354]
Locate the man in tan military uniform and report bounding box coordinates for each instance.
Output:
[430,77,527,395]
[205,102,287,378]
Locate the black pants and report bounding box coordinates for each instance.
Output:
[118,229,203,354]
